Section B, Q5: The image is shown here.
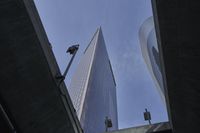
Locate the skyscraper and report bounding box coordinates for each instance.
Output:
[139,17,165,103]
[69,28,118,133]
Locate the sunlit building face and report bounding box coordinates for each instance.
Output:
[69,28,118,133]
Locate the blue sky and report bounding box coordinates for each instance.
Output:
[34,0,168,129]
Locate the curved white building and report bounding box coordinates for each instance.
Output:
[139,17,165,103]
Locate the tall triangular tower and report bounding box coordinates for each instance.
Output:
[69,28,118,133]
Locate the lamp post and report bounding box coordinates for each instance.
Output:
[144,108,152,125]
[56,44,79,85]
[105,116,112,132]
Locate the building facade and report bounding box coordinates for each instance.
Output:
[69,28,118,133]
[0,0,82,132]
[139,17,165,103]
[151,0,200,132]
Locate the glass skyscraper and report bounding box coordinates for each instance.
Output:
[69,28,118,133]
[139,17,165,103]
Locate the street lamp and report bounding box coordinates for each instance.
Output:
[105,116,112,132]
[144,108,152,125]
[56,44,79,85]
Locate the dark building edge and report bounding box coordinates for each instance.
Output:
[0,0,83,132]
[151,0,173,131]
[0,95,19,132]
[23,1,83,132]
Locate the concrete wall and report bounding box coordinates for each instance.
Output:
[152,0,200,132]
[105,122,171,133]
[0,0,82,132]
[108,125,151,133]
